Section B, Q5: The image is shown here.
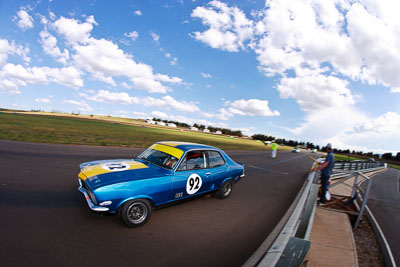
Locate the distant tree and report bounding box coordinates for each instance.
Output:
[306,142,315,149]
[252,134,274,142]
[382,152,393,160]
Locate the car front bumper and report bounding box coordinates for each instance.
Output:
[78,179,109,212]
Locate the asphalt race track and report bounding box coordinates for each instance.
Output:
[366,168,400,266]
[0,140,313,267]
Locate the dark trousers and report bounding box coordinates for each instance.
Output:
[320,173,330,203]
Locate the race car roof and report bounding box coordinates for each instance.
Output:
[156,141,217,151]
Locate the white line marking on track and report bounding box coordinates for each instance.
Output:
[248,165,288,175]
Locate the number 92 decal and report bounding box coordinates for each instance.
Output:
[186,174,202,195]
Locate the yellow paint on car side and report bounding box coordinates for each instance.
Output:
[150,143,184,159]
[78,161,149,180]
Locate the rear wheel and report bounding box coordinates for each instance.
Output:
[216,180,233,199]
[120,199,152,228]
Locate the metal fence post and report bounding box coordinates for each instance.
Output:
[354,176,372,229]
[350,174,358,199]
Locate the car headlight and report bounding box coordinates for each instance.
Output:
[99,201,112,206]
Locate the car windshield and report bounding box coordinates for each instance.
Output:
[138,148,179,170]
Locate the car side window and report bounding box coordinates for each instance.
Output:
[178,151,207,171]
[208,151,225,168]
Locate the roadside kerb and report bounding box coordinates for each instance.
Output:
[363,205,397,267]
[355,172,397,267]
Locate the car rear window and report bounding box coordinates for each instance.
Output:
[208,151,225,168]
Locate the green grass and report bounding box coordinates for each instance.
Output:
[333,154,368,161]
[0,112,271,150]
[333,153,400,170]
[388,164,400,170]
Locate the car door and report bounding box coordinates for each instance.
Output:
[207,150,228,188]
[172,150,212,200]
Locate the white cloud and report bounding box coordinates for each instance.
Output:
[131,77,171,93]
[85,90,139,105]
[15,8,34,30]
[1,63,48,85]
[170,57,178,66]
[277,74,355,111]
[62,99,93,111]
[352,112,400,135]
[201,72,212,78]
[52,16,95,45]
[35,98,50,103]
[0,79,21,94]
[82,90,200,113]
[191,0,254,52]
[151,110,168,119]
[39,30,70,65]
[191,0,400,153]
[215,108,233,120]
[49,16,182,93]
[287,106,366,147]
[150,31,160,43]
[149,110,228,128]
[252,0,400,92]
[192,0,400,93]
[335,112,400,154]
[132,111,148,118]
[44,66,83,89]
[0,63,83,92]
[226,99,280,117]
[142,95,200,113]
[0,39,30,66]
[124,31,139,41]
[154,74,182,84]
[346,2,400,91]
[134,10,142,16]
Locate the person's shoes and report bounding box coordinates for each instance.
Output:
[317,199,327,205]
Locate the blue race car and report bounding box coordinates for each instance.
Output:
[78,141,245,227]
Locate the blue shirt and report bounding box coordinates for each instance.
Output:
[321,151,334,176]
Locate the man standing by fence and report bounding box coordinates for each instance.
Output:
[316,143,335,204]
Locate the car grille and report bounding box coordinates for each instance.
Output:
[81,179,89,191]
[80,180,97,205]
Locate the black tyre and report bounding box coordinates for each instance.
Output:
[216,180,233,199]
[120,199,152,228]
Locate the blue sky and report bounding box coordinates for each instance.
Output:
[0,0,399,154]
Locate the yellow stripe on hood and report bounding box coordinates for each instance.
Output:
[79,161,148,180]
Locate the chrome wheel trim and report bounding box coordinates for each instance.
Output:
[127,202,148,224]
[223,182,232,196]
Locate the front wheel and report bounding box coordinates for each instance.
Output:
[216,180,233,199]
[120,199,152,228]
